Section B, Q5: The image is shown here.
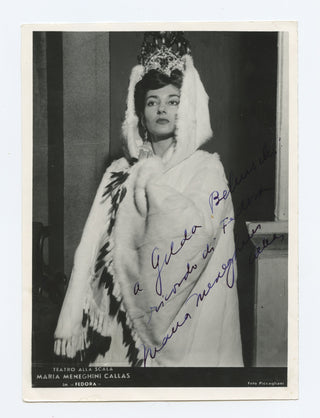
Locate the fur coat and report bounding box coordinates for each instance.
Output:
[54,55,243,367]
[54,149,243,367]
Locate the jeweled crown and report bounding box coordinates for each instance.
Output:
[138,32,191,76]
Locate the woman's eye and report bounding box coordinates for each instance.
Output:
[146,100,157,107]
[169,100,180,106]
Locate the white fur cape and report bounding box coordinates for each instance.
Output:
[54,151,243,366]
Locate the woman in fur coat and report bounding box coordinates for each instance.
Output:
[54,32,243,367]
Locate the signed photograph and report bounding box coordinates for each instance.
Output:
[22,22,298,401]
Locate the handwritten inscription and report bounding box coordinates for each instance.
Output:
[142,313,192,366]
[187,252,237,308]
[228,142,277,194]
[209,189,230,214]
[235,223,262,256]
[133,282,143,295]
[139,218,284,366]
[151,225,202,296]
[147,262,197,324]
[228,160,257,194]
[249,233,285,263]
[202,242,215,260]
[234,186,274,219]
[145,222,264,324]
[220,216,235,234]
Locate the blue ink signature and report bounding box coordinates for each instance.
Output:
[208,189,230,214]
[133,281,143,295]
[147,223,263,325]
[228,142,277,194]
[142,223,266,365]
[202,241,215,259]
[186,223,263,309]
[142,313,192,366]
[208,143,276,217]
[220,216,235,234]
[249,233,285,264]
[147,262,198,324]
[235,223,262,256]
[234,186,274,219]
[151,225,202,296]
[186,252,237,308]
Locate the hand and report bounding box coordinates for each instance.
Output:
[134,156,164,216]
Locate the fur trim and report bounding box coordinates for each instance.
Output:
[53,294,109,359]
[121,65,144,159]
[167,55,213,170]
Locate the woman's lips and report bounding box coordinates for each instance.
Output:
[156,118,169,124]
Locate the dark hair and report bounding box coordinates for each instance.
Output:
[134,69,183,120]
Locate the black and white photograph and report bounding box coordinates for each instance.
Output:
[23,22,298,401]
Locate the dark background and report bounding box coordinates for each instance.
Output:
[32,31,278,367]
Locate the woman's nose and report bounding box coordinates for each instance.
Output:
[157,103,166,114]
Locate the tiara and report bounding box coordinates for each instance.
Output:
[138,32,191,76]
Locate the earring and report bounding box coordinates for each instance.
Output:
[172,132,177,145]
[144,129,148,142]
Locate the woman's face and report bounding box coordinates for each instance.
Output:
[143,84,180,142]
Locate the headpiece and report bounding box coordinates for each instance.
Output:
[122,31,213,168]
[138,31,191,76]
